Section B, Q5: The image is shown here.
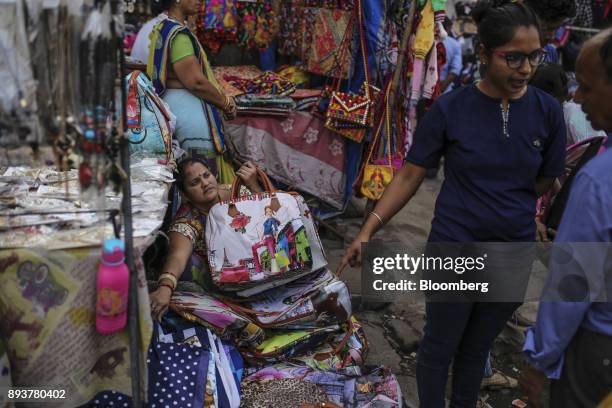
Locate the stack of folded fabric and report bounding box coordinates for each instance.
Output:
[213,65,264,97]
[234,94,296,117]
[225,71,296,97]
[291,89,323,112]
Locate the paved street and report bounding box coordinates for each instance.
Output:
[322,175,540,407]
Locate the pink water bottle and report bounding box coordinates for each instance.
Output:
[96,239,129,335]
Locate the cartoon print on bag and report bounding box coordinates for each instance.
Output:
[263,206,280,237]
[217,195,315,283]
[229,212,251,233]
[17,261,68,317]
[228,203,252,233]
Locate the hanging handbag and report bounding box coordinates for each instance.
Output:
[205,168,326,297]
[360,83,395,201]
[324,0,378,142]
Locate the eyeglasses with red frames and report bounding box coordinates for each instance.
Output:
[491,49,547,69]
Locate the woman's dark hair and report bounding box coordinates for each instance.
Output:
[529,63,568,103]
[175,156,214,191]
[472,0,542,52]
[524,0,576,23]
[153,0,174,14]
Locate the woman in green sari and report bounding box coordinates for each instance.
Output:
[147,0,236,183]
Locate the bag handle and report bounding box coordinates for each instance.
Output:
[207,329,240,408]
[334,263,346,278]
[230,167,276,199]
[357,0,371,99]
[332,319,355,356]
[363,81,393,167]
[328,0,369,95]
[328,7,357,92]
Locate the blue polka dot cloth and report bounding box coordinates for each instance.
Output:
[84,330,210,407]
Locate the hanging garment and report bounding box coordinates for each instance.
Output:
[195,0,238,54]
[278,0,302,56]
[411,0,435,105]
[0,0,42,145]
[303,8,353,78]
[236,0,276,50]
[421,41,441,100]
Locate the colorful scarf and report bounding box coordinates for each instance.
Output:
[147,19,226,154]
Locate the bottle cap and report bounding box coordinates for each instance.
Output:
[102,239,125,264]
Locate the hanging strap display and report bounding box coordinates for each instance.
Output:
[359,81,395,201]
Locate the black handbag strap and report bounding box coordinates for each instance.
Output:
[546,137,605,229]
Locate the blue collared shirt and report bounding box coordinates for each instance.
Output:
[441,36,463,92]
[524,149,612,378]
[543,43,559,65]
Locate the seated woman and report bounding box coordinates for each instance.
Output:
[147,0,237,183]
[150,158,263,321]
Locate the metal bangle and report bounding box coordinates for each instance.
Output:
[369,211,384,227]
[158,273,177,290]
[157,283,174,293]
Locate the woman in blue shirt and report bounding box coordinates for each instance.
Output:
[341,1,566,406]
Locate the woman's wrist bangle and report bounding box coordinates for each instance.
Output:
[369,211,384,227]
[158,283,174,293]
[158,273,177,290]
[223,95,232,112]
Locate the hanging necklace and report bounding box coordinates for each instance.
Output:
[500,102,510,138]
